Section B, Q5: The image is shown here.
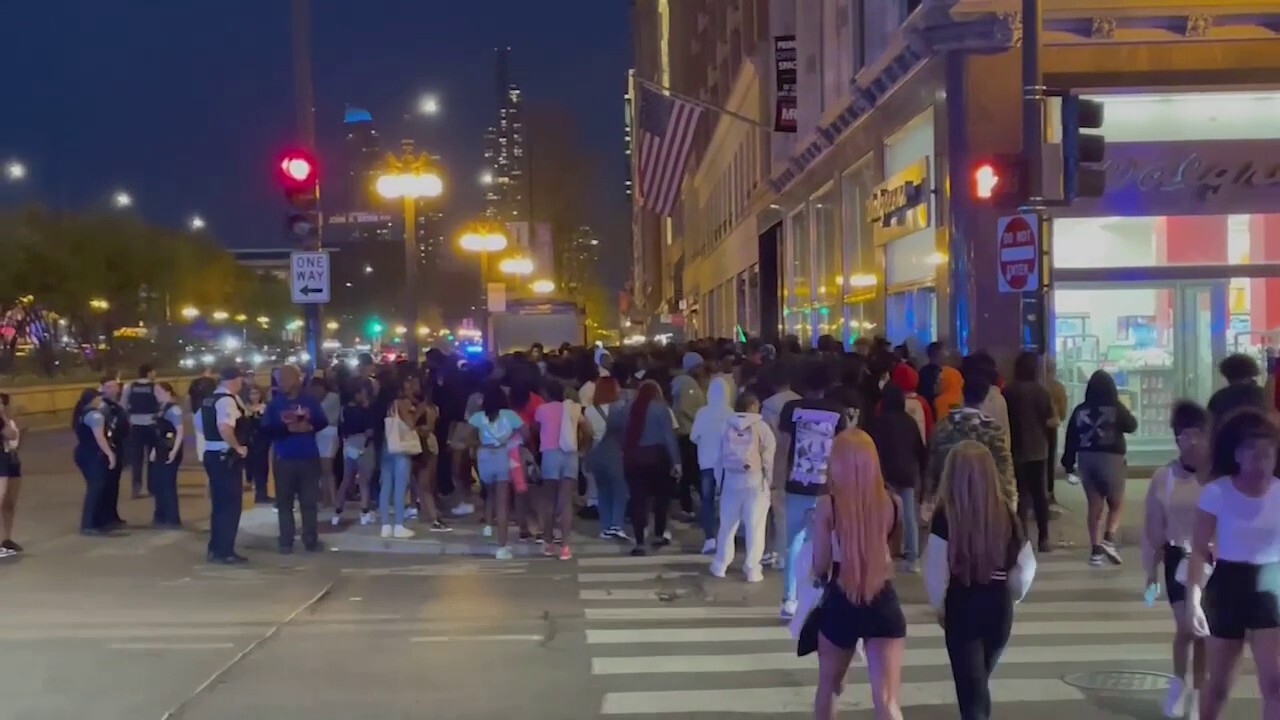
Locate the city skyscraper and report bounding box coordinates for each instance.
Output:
[482,47,530,222]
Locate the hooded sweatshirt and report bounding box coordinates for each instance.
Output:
[718,412,776,493]
[761,388,801,492]
[878,363,934,441]
[1062,370,1137,470]
[690,377,734,470]
[980,385,1012,448]
[870,386,927,492]
[933,366,964,420]
[671,365,707,436]
[927,406,1016,507]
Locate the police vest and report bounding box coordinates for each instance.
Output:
[155,403,179,456]
[127,382,159,415]
[201,392,249,446]
[102,400,126,451]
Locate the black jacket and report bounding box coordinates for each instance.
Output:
[1062,371,1137,470]
[869,386,927,492]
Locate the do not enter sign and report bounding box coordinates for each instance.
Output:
[997,213,1040,293]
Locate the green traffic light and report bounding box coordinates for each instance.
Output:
[369,319,384,333]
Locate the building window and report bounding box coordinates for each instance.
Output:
[787,207,812,309]
[811,182,840,309]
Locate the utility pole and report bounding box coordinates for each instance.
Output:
[292,0,322,373]
[400,140,421,365]
[1021,0,1050,354]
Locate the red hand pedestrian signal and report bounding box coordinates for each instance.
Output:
[971,155,1026,205]
[974,163,1000,200]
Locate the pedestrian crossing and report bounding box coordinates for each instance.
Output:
[576,550,1260,717]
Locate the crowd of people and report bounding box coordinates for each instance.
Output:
[51,333,1280,719]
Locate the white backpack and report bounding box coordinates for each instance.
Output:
[720,422,757,474]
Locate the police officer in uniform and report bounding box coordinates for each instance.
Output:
[150,382,185,527]
[72,385,117,535]
[123,364,160,498]
[98,374,128,529]
[198,367,251,563]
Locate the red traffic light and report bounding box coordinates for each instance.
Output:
[974,163,1000,200]
[971,154,1026,204]
[276,149,318,186]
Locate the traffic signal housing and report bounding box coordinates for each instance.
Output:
[277,149,320,248]
[971,154,1027,206]
[1061,94,1106,200]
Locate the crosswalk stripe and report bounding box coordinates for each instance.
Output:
[577,553,712,567]
[581,578,1141,600]
[577,552,1131,569]
[578,571,702,583]
[600,678,1088,715]
[581,588,696,601]
[585,619,1171,645]
[591,642,1169,675]
[583,601,1155,622]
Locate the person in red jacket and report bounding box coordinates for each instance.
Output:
[878,363,935,442]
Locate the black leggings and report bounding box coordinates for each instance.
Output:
[944,582,1013,720]
[625,445,673,545]
[1015,459,1050,546]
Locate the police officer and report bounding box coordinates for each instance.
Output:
[123,364,160,498]
[197,366,250,564]
[150,382,185,527]
[72,385,117,535]
[98,373,128,529]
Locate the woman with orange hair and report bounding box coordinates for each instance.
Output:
[811,429,906,720]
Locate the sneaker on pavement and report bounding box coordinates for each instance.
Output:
[330,513,342,527]
[429,520,452,533]
[701,538,717,555]
[598,531,613,540]
[495,546,514,560]
[1163,677,1188,718]
[542,542,556,557]
[1101,540,1123,565]
[708,563,727,579]
[558,545,573,561]
[761,551,779,567]
[745,569,764,583]
[611,527,632,542]
[780,600,799,620]
[451,502,476,517]
[404,507,419,520]
[482,524,494,538]
[391,524,416,539]
[663,529,673,541]
[380,524,393,538]
[1089,547,1105,566]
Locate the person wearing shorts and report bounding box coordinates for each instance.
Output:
[1062,370,1137,566]
[469,382,525,561]
[534,381,584,561]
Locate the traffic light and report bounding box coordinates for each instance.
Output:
[971,154,1026,205]
[367,318,384,335]
[277,149,320,247]
[1061,93,1106,200]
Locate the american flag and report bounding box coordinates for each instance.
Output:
[635,85,702,217]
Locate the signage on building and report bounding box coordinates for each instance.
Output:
[868,158,931,245]
[1062,139,1280,218]
[997,214,1040,293]
[289,251,331,304]
[773,35,798,133]
[325,212,393,225]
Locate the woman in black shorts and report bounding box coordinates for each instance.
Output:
[1188,408,1280,719]
[811,429,905,720]
[0,393,21,555]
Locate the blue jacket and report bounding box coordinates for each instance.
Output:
[262,393,329,460]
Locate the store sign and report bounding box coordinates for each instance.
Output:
[1066,140,1280,218]
[868,158,930,245]
[774,35,797,133]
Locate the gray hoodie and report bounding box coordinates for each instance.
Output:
[718,412,776,493]
[761,389,800,492]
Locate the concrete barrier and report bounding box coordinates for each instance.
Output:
[2,376,199,430]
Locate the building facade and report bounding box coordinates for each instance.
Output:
[483,47,531,222]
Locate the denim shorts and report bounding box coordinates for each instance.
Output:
[476,446,511,485]
[541,448,579,481]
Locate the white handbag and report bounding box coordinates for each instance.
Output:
[384,405,422,456]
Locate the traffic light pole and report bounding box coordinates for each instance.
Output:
[292,0,321,375]
[1020,0,1050,354]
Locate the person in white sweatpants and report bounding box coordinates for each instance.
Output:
[709,392,776,583]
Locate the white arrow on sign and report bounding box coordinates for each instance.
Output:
[290,250,331,305]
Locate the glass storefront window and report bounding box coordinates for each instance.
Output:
[885,287,937,353]
[787,208,811,309]
[1053,215,1280,269]
[812,183,841,306]
[747,264,761,337]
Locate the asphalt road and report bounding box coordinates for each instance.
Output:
[0,430,1264,719]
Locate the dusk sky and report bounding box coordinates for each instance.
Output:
[0,1,632,255]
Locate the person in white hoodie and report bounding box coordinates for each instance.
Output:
[690,376,734,554]
[709,392,776,583]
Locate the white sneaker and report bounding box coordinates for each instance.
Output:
[380,524,392,538]
[663,530,672,541]
[701,538,717,555]
[1163,677,1187,718]
[495,546,514,560]
[745,569,764,583]
[611,527,633,542]
[482,524,494,538]
[360,512,375,526]
[780,600,799,620]
[405,507,419,520]
[452,502,476,517]
[330,513,342,527]
[761,551,778,567]
[708,563,727,579]
[392,525,416,539]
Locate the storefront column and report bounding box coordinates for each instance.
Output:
[1249,215,1280,334]
[1154,216,1227,334]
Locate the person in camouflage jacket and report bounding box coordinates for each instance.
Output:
[925,373,1017,508]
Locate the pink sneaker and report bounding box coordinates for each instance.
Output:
[558,544,573,561]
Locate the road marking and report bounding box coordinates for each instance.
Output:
[410,634,544,643]
[591,642,1170,675]
[340,562,528,577]
[583,601,1154,622]
[1029,576,1148,592]
[578,571,701,583]
[580,588,692,601]
[578,554,711,567]
[585,619,1172,645]
[109,642,236,650]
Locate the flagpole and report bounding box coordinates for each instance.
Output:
[633,75,777,132]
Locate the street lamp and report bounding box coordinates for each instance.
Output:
[375,142,445,364]
[211,310,229,322]
[180,306,200,320]
[111,190,133,209]
[233,313,247,323]
[89,298,110,312]
[3,160,25,183]
[417,94,441,117]
[458,224,510,355]
[530,279,556,295]
[189,215,207,231]
[499,256,534,277]
[325,320,339,331]
[479,171,494,186]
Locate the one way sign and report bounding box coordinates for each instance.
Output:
[290,251,331,305]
